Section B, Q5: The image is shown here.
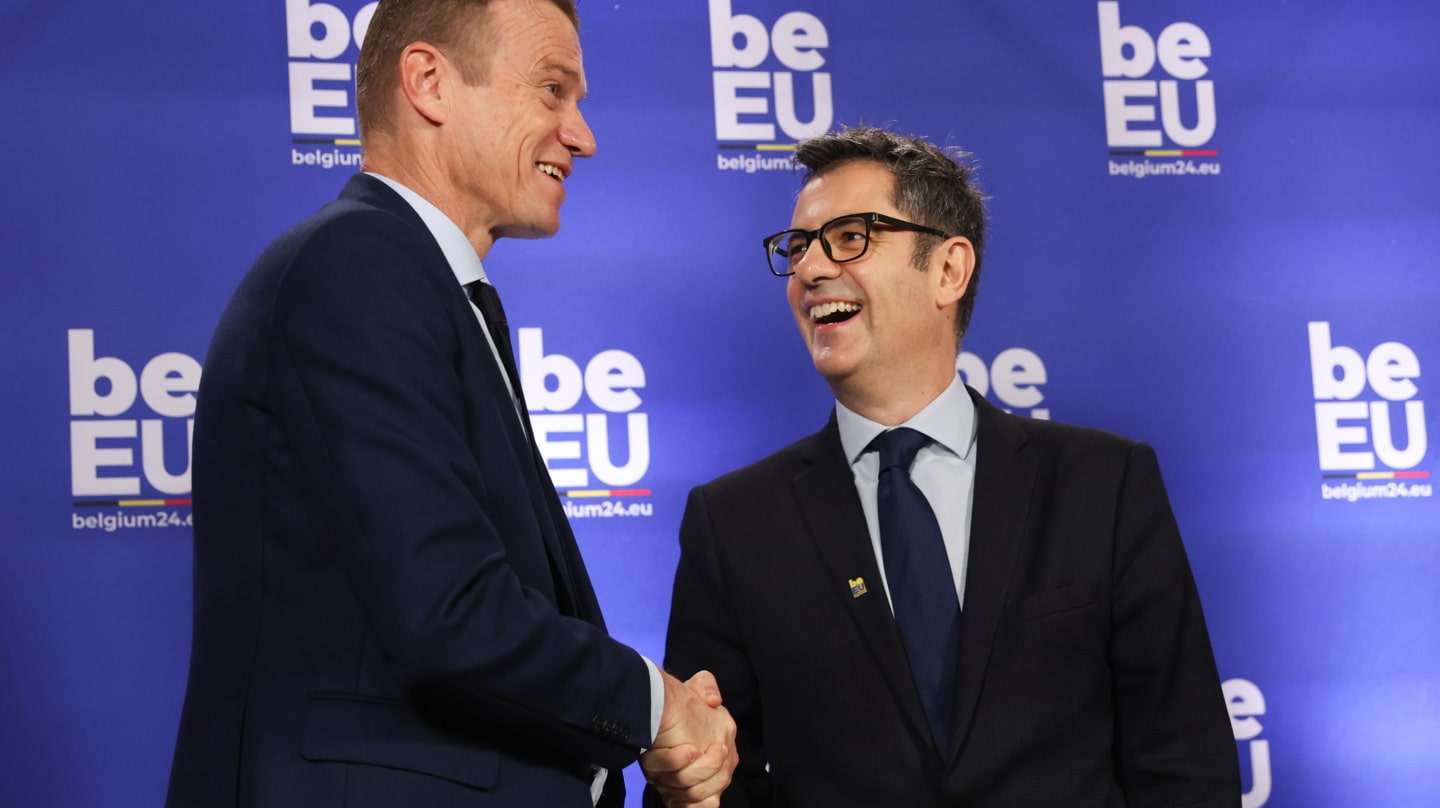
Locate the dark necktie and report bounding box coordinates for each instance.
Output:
[465,280,528,420]
[465,281,579,614]
[872,426,962,754]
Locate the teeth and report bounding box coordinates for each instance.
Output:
[809,301,860,321]
[537,163,564,182]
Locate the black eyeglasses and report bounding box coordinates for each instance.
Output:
[762,212,951,277]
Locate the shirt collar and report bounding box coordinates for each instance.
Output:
[366,172,488,288]
[836,374,977,465]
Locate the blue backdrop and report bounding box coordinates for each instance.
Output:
[3,1,1437,805]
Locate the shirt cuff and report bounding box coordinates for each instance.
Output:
[642,655,664,747]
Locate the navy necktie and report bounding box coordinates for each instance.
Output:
[465,281,579,614]
[872,426,962,754]
[465,281,529,420]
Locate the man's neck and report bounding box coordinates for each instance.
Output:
[362,154,495,259]
[831,365,958,427]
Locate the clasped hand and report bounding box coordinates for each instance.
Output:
[640,670,739,808]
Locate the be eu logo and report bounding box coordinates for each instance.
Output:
[519,329,655,519]
[957,348,1051,420]
[68,330,199,532]
[286,0,374,169]
[710,0,834,172]
[1309,322,1432,502]
[1225,678,1272,808]
[1098,2,1222,179]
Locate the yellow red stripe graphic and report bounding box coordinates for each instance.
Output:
[73,499,193,507]
[1321,471,1429,480]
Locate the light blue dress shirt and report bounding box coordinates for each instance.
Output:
[836,373,979,610]
[364,173,663,799]
[366,173,522,417]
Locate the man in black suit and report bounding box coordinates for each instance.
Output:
[166,1,735,806]
[653,126,1240,806]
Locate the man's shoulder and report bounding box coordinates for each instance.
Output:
[693,424,830,498]
[263,175,425,261]
[978,399,1160,477]
[241,175,443,298]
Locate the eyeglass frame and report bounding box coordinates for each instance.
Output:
[762,211,953,277]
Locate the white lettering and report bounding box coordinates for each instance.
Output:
[1314,402,1374,470]
[71,420,140,497]
[1309,321,1366,400]
[1224,678,1272,808]
[352,2,377,50]
[710,0,833,145]
[1158,80,1216,147]
[773,71,833,140]
[1224,678,1266,741]
[1366,341,1420,401]
[67,331,202,497]
[532,414,588,488]
[583,350,645,413]
[69,330,138,417]
[709,0,768,68]
[770,11,827,71]
[1103,81,1162,148]
[713,72,775,141]
[518,329,653,489]
[1156,22,1210,79]
[587,414,649,487]
[139,352,203,418]
[519,328,584,412]
[286,0,351,60]
[1310,322,1428,473]
[1370,401,1427,469]
[1242,739,1272,808]
[1098,3,1216,149]
[1097,2,1155,77]
[955,352,989,396]
[957,348,1049,417]
[990,348,1047,409]
[141,419,194,495]
[288,62,355,136]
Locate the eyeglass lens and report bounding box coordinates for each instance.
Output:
[770,215,871,274]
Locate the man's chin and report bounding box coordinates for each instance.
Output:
[811,351,858,386]
[494,218,561,241]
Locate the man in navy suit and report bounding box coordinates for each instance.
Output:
[167,1,735,805]
[652,126,1240,806]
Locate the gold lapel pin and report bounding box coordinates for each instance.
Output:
[849,577,868,598]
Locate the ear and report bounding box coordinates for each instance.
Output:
[933,236,975,310]
[396,42,449,126]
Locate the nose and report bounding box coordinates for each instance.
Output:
[791,240,840,285]
[561,106,596,158]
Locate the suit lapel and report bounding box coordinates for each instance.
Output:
[790,414,932,747]
[345,174,588,619]
[945,390,1036,764]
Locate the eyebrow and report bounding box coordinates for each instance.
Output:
[539,62,587,98]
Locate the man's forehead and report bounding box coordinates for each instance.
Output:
[792,165,898,222]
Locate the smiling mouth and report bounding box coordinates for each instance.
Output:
[810,301,861,325]
[537,163,565,183]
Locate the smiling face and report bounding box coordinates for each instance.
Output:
[442,0,594,243]
[786,160,972,421]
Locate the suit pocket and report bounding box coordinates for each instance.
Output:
[300,692,499,791]
[1001,583,1102,626]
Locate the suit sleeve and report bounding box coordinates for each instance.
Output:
[265,211,651,768]
[1110,442,1241,805]
[646,486,771,808]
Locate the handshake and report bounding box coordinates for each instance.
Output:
[640,670,740,808]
